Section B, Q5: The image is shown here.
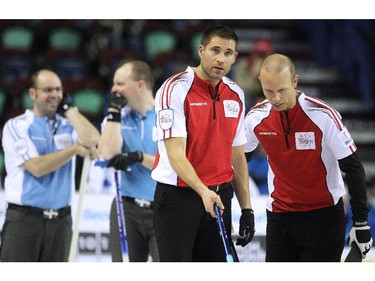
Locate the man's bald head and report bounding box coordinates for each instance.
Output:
[260,53,295,81]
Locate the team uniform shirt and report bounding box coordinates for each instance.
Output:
[244,92,356,213]
[151,66,247,187]
[101,107,157,201]
[2,109,76,209]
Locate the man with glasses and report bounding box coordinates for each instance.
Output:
[0,69,100,261]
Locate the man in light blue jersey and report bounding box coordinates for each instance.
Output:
[0,69,100,262]
[98,60,159,262]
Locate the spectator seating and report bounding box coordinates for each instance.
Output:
[0,48,33,87]
[1,25,34,50]
[48,26,83,50]
[99,48,142,85]
[141,22,178,61]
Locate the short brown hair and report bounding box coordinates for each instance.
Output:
[200,24,238,50]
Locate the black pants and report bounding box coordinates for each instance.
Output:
[266,198,346,262]
[109,197,159,262]
[0,205,72,262]
[153,182,233,262]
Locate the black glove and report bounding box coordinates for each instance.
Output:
[348,221,373,259]
[107,151,143,170]
[108,93,127,111]
[57,93,73,116]
[236,209,255,247]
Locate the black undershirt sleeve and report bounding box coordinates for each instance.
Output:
[245,151,254,162]
[338,152,369,223]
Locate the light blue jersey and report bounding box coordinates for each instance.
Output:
[2,109,76,209]
[102,106,157,201]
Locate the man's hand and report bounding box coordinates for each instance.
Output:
[75,144,99,160]
[197,187,224,218]
[349,221,373,259]
[57,93,73,116]
[236,209,255,247]
[108,93,127,111]
[107,152,143,170]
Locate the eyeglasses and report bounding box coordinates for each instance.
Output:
[35,87,63,93]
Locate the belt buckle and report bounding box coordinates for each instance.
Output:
[134,198,151,208]
[43,209,59,219]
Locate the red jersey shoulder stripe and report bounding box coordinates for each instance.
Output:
[304,95,344,131]
[159,70,188,139]
[160,71,188,110]
[245,100,269,118]
[252,100,269,109]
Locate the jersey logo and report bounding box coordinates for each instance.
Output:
[54,133,73,150]
[337,127,354,147]
[259,132,277,136]
[295,132,316,150]
[159,109,174,130]
[122,125,137,130]
[223,100,240,118]
[13,138,28,156]
[190,102,208,106]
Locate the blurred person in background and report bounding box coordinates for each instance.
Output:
[0,69,99,262]
[234,38,274,113]
[98,60,159,262]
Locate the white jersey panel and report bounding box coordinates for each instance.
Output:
[2,111,39,204]
[222,76,248,147]
[300,94,354,204]
[154,68,193,141]
[244,101,271,153]
[152,68,193,185]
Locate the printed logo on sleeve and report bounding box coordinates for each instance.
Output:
[295,132,316,150]
[13,138,28,156]
[223,100,240,118]
[337,128,353,147]
[159,109,174,130]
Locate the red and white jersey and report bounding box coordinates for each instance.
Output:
[244,92,356,212]
[152,66,247,187]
